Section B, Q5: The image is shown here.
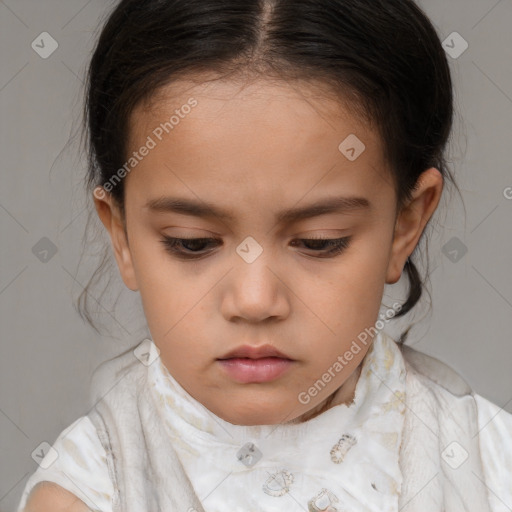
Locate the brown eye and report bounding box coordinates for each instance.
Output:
[291,237,352,257]
[160,236,352,260]
[160,237,221,259]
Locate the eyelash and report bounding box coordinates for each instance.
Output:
[160,236,352,260]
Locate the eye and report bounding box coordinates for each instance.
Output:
[160,236,352,260]
[290,237,352,258]
[160,236,221,259]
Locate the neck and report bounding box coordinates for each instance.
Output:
[292,363,363,423]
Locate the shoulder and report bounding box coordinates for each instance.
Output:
[399,341,512,510]
[23,482,92,512]
[474,393,512,511]
[475,393,512,439]
[16,416,114,512]
[399,342,471,396]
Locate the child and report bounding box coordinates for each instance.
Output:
[17,0,512,511]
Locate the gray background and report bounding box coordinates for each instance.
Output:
[1,1,511,510]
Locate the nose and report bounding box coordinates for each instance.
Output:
[220,249,291,324]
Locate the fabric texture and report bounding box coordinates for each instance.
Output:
[16,330,512,511]
[16,416,114,512]
[143,328,407,511]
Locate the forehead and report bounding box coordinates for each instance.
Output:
[124,77,394,220]
[130,75,375,148]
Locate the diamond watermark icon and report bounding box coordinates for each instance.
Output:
[442,32,468,59]
[134,338,160,366]
[31,32,59,59]
[237,442,262,467]
[236,236,263,264]
[442,236,468,263]
[441,441,469,469]
[31,441,59,469]
[32,237,58,263]
[338,134,366,162]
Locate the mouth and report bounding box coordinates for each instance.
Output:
[217,356,295,384]
[218,344,292,360]
[216,344,295,383]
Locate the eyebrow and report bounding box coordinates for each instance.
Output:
[144,195,371,223]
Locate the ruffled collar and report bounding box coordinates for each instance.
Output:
[146,329,407,512]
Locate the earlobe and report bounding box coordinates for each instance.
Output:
[93,187,139,292]
[385,168,443,285]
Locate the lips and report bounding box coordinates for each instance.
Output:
[217,344,295,383]
[217,344,292,361]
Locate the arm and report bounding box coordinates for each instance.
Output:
[23,482,92,512]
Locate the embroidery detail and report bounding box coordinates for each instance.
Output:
[262,469,294,497]
[308,488,341,511]
[330,433,357,464]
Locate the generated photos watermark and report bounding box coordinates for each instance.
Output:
[94,97,198,200]
[298,302,402,405]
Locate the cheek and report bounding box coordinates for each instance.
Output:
[307,241,391,341]
[130,218,391,347]
[127,232,188,334]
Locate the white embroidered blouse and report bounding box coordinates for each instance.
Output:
[16,331,512,512]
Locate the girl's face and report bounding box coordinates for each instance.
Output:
[94,77,442,426]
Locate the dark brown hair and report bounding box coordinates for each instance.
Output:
[78,0,462,344]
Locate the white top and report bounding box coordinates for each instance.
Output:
[16,331,512,512]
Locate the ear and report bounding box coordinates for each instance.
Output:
[93,187,139,291]
[386,168,443,284]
